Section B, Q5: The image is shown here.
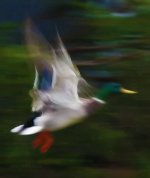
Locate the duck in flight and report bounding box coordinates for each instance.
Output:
[11,21,137,153]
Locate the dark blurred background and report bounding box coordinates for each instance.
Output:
[0,0,150,178]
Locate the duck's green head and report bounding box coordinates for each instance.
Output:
[96,82,137,100]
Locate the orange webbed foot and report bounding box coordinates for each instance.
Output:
[32,131,54,153]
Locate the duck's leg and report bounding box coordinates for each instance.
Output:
[32,131,54,153]
[32,132,44,149]
[40,131,54,153]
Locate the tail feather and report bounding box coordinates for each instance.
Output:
[11,125,24,133]
[19,126,44,135]
[10,111,43,135]
[11,125,44,135]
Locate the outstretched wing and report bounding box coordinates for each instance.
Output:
[55,33,81,77]
[25,20,91,109]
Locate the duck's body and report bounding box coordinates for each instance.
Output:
[11,20,137,153]
[12,94,104,134]
[29,98,100,132]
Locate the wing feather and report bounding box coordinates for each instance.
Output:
[25,19,92,109]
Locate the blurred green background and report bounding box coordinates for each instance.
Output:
[0,0,150,178]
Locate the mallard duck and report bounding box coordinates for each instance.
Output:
[11,22,137,153]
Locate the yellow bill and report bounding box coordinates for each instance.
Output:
[120,88,138,94]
